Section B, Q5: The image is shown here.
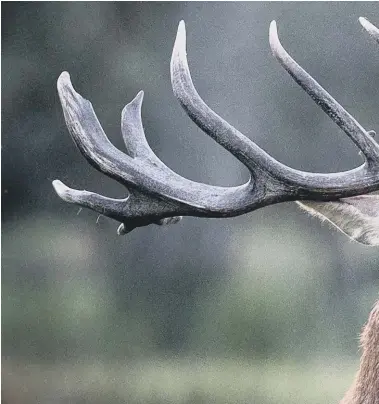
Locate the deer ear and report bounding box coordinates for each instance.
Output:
[297,195,379,246]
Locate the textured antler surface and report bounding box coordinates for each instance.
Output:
[53,19,379,235]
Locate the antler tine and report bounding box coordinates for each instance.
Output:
[269,21,379,163]
[359,17,379,43]
[170,21,296,180]
[52,179,181,230]
[121,90,149,159]
[53,180,130,219]
[121,91,173,170]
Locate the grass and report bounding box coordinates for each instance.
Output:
[3,357,357,404]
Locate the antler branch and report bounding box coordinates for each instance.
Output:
[53,19,379,234]
[269,21,379,163]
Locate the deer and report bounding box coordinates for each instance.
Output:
[52,17,379,404]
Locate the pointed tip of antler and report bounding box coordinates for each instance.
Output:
[56,70,83,108]
[359,16,373,33]
[359,16,379,43]
[121,90,146,157]
[172,20,187,62]
[57,71,72,91]
[133,90,144,107]
[269,20,277,32]
[122,90,144,115]
[269,20,281,55]
[359,16,373,31]
[52,179,72,201]
[359,16,368,25]
[178,20,186,36]
[171,20,191,99]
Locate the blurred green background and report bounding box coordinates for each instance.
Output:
[2,2,379,403]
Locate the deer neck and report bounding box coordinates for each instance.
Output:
[341,302,379,404]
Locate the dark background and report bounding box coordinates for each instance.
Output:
[2,2,379,403]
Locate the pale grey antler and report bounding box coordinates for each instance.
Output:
[359,16,379,43]
[53,19,379,236]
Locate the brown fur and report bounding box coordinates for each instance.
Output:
[341,300,379,404]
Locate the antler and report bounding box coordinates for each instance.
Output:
[359,16,379,43]
[53,19,379,235]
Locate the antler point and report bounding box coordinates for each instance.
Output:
[56,70,82,104]
[269,20,280,54]
[57,71,71,87]
[52,179,71,200]
[178,20,185,31]
[52,179,64,191]
[171,19,188,83]
[122,91,144,117]
[175,20,186,49]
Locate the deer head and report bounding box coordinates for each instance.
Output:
[53,17,379,403]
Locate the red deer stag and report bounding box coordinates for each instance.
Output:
[53,17,379,403]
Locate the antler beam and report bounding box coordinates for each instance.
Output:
[53,19,379,234]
